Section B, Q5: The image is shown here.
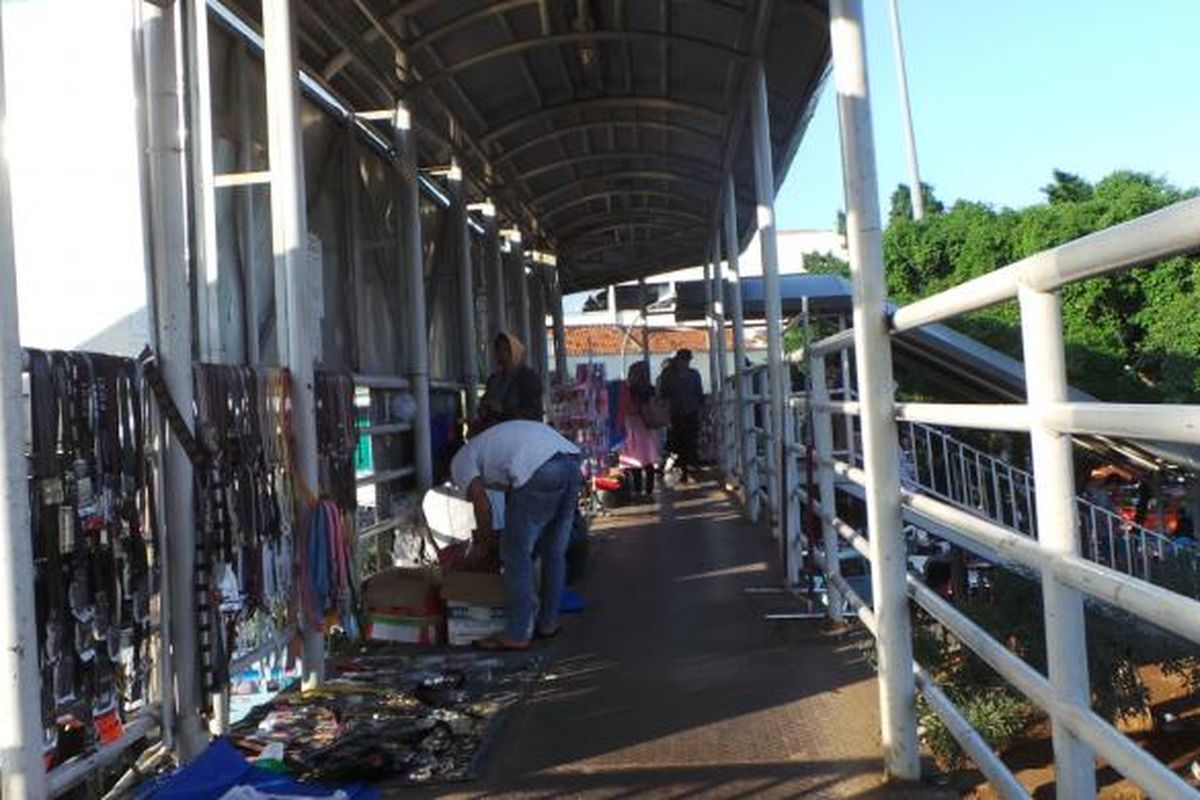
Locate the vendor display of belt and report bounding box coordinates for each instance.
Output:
[194,364,296,699]
[25,349,154,768]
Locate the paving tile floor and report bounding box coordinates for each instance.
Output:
[401,481,952,799]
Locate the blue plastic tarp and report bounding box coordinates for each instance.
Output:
[138,738,378,800]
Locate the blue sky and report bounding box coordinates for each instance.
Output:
[776,0,1200,230]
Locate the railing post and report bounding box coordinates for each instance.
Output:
[746,371,762,522]
[263,0,323,687]
[1019,285,1096,798]
[394,101,432,490]
[0,4,49,792]
[784,400,803,583]
[749,60,785,540]
[142,0,207,760]
[724,176,751,497]
[829,0,920,780]
[448,161,479,420]
[810,355,843,620]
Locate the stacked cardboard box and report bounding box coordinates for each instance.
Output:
[441,571,507,646]
[362,566,444,645]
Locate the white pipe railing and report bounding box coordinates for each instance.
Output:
[786,186,1200,794]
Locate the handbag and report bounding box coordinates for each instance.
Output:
[640,396,671,429]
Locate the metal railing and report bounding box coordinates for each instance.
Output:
[893,418,1181,582]
[792,189,1200,797]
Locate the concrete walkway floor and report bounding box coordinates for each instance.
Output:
[416,481,951,799]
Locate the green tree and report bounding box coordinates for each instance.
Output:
[1040,169,1093,204]
[888,182,945,224]
[883,169,1200,402]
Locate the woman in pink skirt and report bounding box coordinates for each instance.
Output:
[619,361,662,496]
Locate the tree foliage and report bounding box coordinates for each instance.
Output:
[883,171,1200,402]
[889,181,946,224]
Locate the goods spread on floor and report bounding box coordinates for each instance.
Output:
[142,646,543,797]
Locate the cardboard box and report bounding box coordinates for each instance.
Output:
[363,567,443,645]
[365,611,442,645]
[363,566,441,613]
[446,616,506,647]
[446,601,506,621]
[441,570,507,608]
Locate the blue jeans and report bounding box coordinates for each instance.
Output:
[501,453,583,640]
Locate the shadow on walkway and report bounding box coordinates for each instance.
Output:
[402,480,951,799]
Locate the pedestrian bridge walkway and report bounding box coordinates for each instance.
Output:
[423,482,950,799]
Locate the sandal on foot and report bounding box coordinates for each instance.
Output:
[473,634,531,652]
[534,626,562,640]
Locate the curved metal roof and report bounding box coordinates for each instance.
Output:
[268,0,830,291]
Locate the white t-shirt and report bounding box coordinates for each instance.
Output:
[450,420,580,492]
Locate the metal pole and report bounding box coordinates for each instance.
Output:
[711,235,729,480]
[142,0,207,760]
[887,0,925,221]
[394,102,433,490]
[638,278,651,365]
[703,257,718,406]
[484,209,505,337]
[1019,285,1096,797]
[448,162,479,420]
[724,176,751,498]
[185,0,220,360]
[749,61,785,540]
[263,0,323,687]
[551,267,568,383]
[810,356,843,620]
[829,0,920,779]
[512,246,533,351]
[0,8,49,794]
[236,44,261,365]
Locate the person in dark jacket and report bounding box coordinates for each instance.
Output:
[660,348,704,482]
[477,331,543,431]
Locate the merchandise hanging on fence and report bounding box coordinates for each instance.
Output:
[193,365,298,701]
[24,349,155,769]
[299,373,360,636]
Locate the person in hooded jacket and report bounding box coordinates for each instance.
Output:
[476,331,544,432]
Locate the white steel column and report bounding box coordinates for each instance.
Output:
[710,236,729,479]
[749,61,784,539]
[1019,286,1096,797]
[143,0,207,760]
[186,0,220,361]
[448,163,479,420]
[394,102,433,490]
[484,209,505,337]
[724,176,752,499]
[551,268,568,382]
[809,356,843,619]
[0,3,49,792]
[263,0,323,686]
[887,0,924,221]
[829,0,920,779]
